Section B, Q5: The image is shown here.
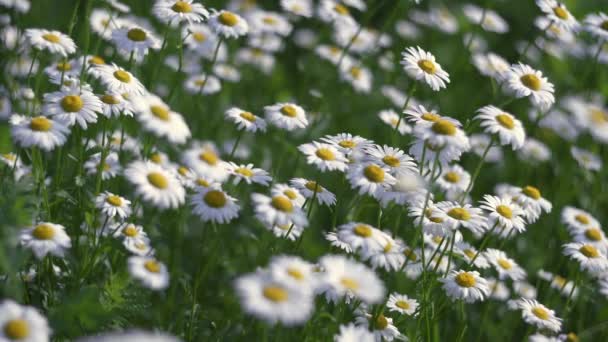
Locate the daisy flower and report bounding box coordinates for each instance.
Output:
[463,4,509,33]
[84,152,121,180]
[95,192,132,219]
[484,248,527,281]
[584,12,608,40]
[128,256,169,291]
[378,109,412,135]
[436,202,488,235]
[319,255,385,305]
[10,114,69,151]
[269,221,305,241]
[476,105,526,150]
[401,46,450,91]
[208,10,249,39]
[480,195,526,234]
[518,138,551,163]
[536,0,579,32]
[89,9,118,41]
[563,242,608,273]
[268,255,319,292]
[386,293,418,316]
[111,24,160,59]
[226,162,271,186]
[298,141,348,172]
[112,223,150,251]
[184,23,220,56]
[235,270,313,326]
[182,144,229,182]
[280,0,313,18]
[153,0,209,26]
[572,227,608,253]
[413,118,470,152]
[403,104,453,127]
[42,84,103,129]
[184,73,222,95]
[440,270,490,303]
[248,10,292,36]
[354,308,401,341]
[251,193,308,227]
[456,241,490,269]
[20,222,72,259]
[25,28,76,56]
[99,91,134,118]
[436,164,470,195]
[516,298,562,333]
[347,162,396,198]
[0,300,51,342]
[511,185,552,223]
[191,185,240,224]
[561,206,600,233]
[225,107,267,132]
[95,63,146,95]
[76,330,180,342]
[270,183,306,207]
[570,146,602,171]
[506,63,555,110]
[131,94,191,144]
[362,235,405,271]
[340,64,372,93]
[125,160,186,210]
[335,222,387,255]
[472,52,510,80]
[365,145,417,176]
[321,132,373,157]
[317,0,356,27]
[290,178,336,206]
[334,323,375,342]
[44,58,82,80]
[264,102,308,131]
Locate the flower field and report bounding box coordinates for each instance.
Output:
[1,0,608,341]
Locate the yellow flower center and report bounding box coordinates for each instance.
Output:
[280,105,297,117]
[2,153,16,161]
[447,207,471,221]
[590,108,608,124]
[338,140,355,148]
[271,195,293,212]
[382,155,400,167]
[235,167,253,177]
[113,70,131,83]
[144,260,161,273]
[349,67,361,79]
[418,59,436,74]
[106,195,123,207]
[566,333,579,342]
[353,224,372,237]
[363,164,385,183]
[497,258,512,270]
[444,171,460,183]
[520,74,541,91]
[421,112,441,122]
[29,116,53,132]
[177,166,189,176]
[60,95,83,112]
[432,236,443,244]
[584,228,602,241]
[219,11,239,27]
[575,214,590,225]
[56,62,72,71]
[42,33,60,43]
[464,249,476,259]
[396,300,410,310]
[204,190,227,208]
[171,1,192,13]
[383,242,393,253]
[239,111,256,122]
[287,268,304,280]
[496,205,513,219]
[147,172,168,189]
[305,181,320,192]
[263,16,277,25]
[32,224,55,240]
[3,319,29,340]
[431,119,457,136]
[532,306,549,320]
[495,114,515,129]
[194,80,206,87]
[374,315,389,330]
[150,105,170,121]
[522,185,541,199]
[403,248,418,261]
[101,94,120,105]
[315,148,335,161]
[88,55,105,65]
[127,28,147,42]
[150,153,162,164]
[192,32,206,42]
[283,189,297,200]
[263,285,288,302]
[553,6,569,20]
[579,244,599,258]
[196,178,210,187]
[334,4,349,15]
[601,21,608,31]
[455,272,476,287]
[199,151,219,165]
[340,277,358,290]
[123,225,138,237]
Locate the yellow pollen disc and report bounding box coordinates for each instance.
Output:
[575,214,590,225]
[602,21,608,31]
[340,277,358,290]
[520,74,541,91]
[101,94,120,104]
[374,315,388,330]
[585,228,602,241]
[2,153,16,161]
[353,224,373,237]
[447,207,471,221]
[3,319,30,340]
[455,272,476,287]
[277,224,290,230]
[123,225,138,237]
[522,185,541,199]
[418,59,436,74]
[147,172,168,189]
[383,242,392,253]
[432,236,443,244]
[113,70,131,83]
[363,164,385,183]
[553,6,569,20]
[135,242,147,250]
[349,67,361,79]
[271,195,293,212]
[263,285,288,302]
[88,55,105,65]
[431,119,457,136]
[127,28,147,42]
[444,171,460,183]
[204,190,227,208]
[194,80,206,87]
[396,300,410,310]
[60,95,84,112]
[429,216,443,223]
[497,258,512,270]
[235,167,253,177]
[329,46,341,55]
[192,32,206,42]
[178,166,189,176]
[334,4,349,15]
[283,189,297,200]
[532,306,549,320]
[106,195,123,207]
[382,155,400,167]
[239,111,256,122]
[172,1,192,13]
[495,113,515,129]
[280,105,297,117]
[30,116,53,132]
[566,333,579,342]
[579,244,599,258]
[101,162,110,171]
[590,108,608,124]
[150,105,170,121]
[199,151,219,165]
[263,16,277,25]
[150,153,162,164]
[56,62,72,71]
[196,178,210,187]
[315,148,335,161]
[338,140,355,148]
[463,249,476,259]
[33,224,55,240]
[305,181,320,192]
[42,33,60,43]
[421,112,440,122]
[144,260,161,273]
[287,268,304,280]
[219,11,239,26]
[403,248,418,261]
[496,204,513,219]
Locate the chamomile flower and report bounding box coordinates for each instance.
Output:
[334,323,375,342]
[518,138,551,163]
[90,9,118,40]
[378,109,412,135]
[269,255,319,292]
[0,300,51,342]
[111,24,160,59]
[184,74,222,95]
[321,132,373,157]
[480,195,526,234]
[191,185,240,224]
[318,0,356,27]
[298,142,348,172]
[536,0,578,32]
[270,221,305,241]
[319,255,385,304]
[563,242,608,273]
[570,146,602,171]
[128,256,169,291]
[25,28,76,56]
[182,144,229,182]
[463,4,509,33]
[76,330,180,342]
[44,58,82,80]
[335,222,386,255]
[516,298,562,333]
[387,293,418,316]
[95,192,132,219]
[484,248,527,281]
[225,107,267,132]
[584,12,608,40]
[125,160,186,210]
[365,145,417,176]
[456,241,490,269]
[281,0,313,18]
[472,52,510,80]
[290,178,336,206]
[506,63,555,110]
[476,105,526,150]
[132,94,191,144]
[99,91,134,118]
[10,114,69,151]
[248,10,292,36]
[271,183,306,207]
[95,63,146,95]
[208,10,249,39]
[436,164,470,195]
[511,185,552,223]
[251,193,308,227]
[226,162,271,186]
[413,118,470,152]
[113,223,149,248]
[441,270,490,303]
[84,152,121,180]
[436,202,488,235]
[20,222,72,259]
[401,46,450,91]
[340,64,372,93]
[347,162,396,198]
[153,0,209,26]
[354,308,401,341]
[42,84,102,129]
[264,102,308,131]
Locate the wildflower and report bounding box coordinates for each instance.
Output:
[125,161,186,210]
[563,242,608,273]
[319,255,385,304]
[113,223,150,252]
[441,270,490,303]
[290,178,336,206]
[132,94,191,144]
[0,300,51,341]
[95,63,146,95]
[472,52,510,80]
[191,185,240,224]
[354,308,401,341]
[318,0,356,27]
[386,293,418,316]
[484,248,527,281]
[378,109,412,135]
[476,105,526,150]
[347,162,396,198]
[298,141,348,172]
[536,0,578,32]
[76,330,180,342]
[226,162,271,186]
[153,0,209,26]
[182,143,229,182]
[334,323,375,342]
[25,28,76,56]
[20,222,72,259]
[268,255,319,292]
[463,4,509,33]
[480,195,526,234]
[271,183,306,207]
[42,84,102,129]
[583,12,608,40]
[280,0,313,18]
[509,185,552,223]
[516,298,562,333]
[264,102,308,131]
[436,202,488,235]
[84,152,121,180]
[251,193,308,227]
[365,145,417,177]
[413,117,470,153]
[111,24,160,59]
[506,63,555,110]
[10,114,69,151]
[208,10,249,38]
[340,64,373,93]
[456,241,490,269]
[436,164,470,195]
[401,46,450,91]
[95,192,132,219]
[128,256,169,290]
[570,147,602,171]
[225,107,267,132]
[248,10,292,36]
[184,73,222,95]
[98,91,134,118]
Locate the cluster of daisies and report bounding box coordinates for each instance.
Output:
[0,0,607,341]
